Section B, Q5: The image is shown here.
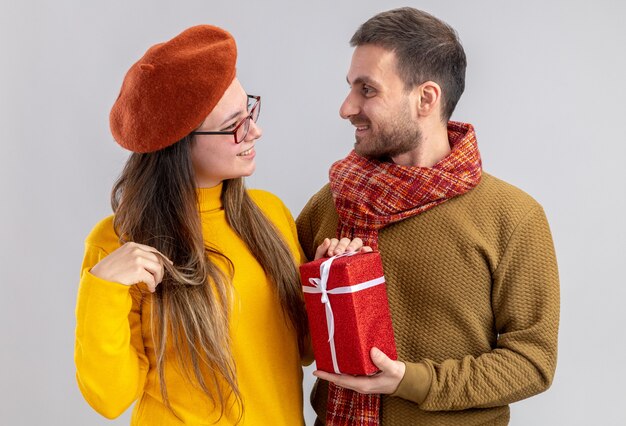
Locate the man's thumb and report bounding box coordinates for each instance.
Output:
[370,347,390,369]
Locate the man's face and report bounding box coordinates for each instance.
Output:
[340,44,421,160]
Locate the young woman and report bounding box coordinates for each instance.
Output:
[74,25,364,425]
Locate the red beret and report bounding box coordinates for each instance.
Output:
[110,25,237,153]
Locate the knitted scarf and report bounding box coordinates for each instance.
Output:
[325,121,482,425]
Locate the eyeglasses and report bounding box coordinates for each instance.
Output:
[191,95,261,144]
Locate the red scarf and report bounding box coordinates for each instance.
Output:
[325,121,482,425]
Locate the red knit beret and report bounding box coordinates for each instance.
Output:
[110,25,237,153]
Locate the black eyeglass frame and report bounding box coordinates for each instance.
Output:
[190,95,261,144]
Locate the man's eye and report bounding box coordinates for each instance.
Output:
[362,86,375,96]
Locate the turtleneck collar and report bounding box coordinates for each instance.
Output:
[196,182,223,213]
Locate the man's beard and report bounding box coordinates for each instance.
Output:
[353,110,422,161]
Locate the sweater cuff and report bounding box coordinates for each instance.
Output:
[391,361,433,404]
[79,269,134,303]
[76,270,134,324]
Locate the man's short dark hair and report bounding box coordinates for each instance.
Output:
[351,7,466,121]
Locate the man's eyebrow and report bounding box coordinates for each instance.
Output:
[346,75,379,87]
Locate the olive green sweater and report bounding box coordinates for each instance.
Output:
[296,173,559,425]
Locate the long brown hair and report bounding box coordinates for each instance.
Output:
[111,136,308,419]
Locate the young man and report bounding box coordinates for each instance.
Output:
[296,7,559,426]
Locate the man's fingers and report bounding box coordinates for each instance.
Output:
[314,238,331,260]
[331,237,352,255]
[313,370,373,393]
[313,370,351,388]
[314,237,374,259]
[327,238,340,256]
[345,237,363,253]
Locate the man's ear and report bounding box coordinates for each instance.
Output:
[414,81,442,118]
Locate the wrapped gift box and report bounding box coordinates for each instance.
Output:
[300,251,397,375]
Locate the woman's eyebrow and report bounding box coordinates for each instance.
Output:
[218,109,244,127]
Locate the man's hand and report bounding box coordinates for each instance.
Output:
[314,237,373,260]
[313,347,406,394]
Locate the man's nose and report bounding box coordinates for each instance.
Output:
[339,91,360,119]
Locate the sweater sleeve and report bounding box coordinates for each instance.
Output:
[394,205,560,410]
[74,243,149,419]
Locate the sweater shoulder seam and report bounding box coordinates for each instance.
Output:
[492,204,542,274]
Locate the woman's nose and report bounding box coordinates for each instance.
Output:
[246,119,262,141]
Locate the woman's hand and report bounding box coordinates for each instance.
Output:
[90,242,172,293]
[314,237,373,260]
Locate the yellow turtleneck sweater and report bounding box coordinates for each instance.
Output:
[75,184,307,425]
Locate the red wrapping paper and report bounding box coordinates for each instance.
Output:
[300,251,397,375]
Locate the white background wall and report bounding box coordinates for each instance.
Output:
[1,0,625,425]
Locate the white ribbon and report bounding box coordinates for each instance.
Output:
[302,252,385,374]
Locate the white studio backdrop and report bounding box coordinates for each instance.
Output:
[1,0,624,425]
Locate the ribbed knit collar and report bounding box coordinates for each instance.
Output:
[196,183,223,213]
